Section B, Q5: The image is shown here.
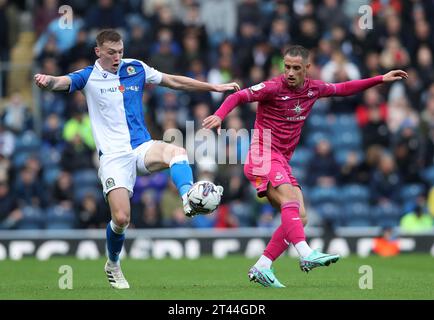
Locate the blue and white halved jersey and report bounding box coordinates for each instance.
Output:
[67,59,162,155]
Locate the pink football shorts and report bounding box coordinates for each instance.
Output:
[243,150,299,198]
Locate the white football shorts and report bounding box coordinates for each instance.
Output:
[98,140,159,198]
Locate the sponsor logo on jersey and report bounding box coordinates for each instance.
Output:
[100,85,140,94]
[250,83,265,92]
[291,100,304,114]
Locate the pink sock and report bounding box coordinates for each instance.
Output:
[263,225,289,261]
[280,201,306,245]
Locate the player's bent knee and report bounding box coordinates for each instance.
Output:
[164,145,187,166]
[112,211,130,227]
[172,146,187,157]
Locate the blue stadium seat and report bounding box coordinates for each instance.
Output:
[43,166,61,187]
[72,169,100,188]
[334,149,364,166]
[331,130,362,149]
[371,203,402,227]
[342,202,372,227]
[306,131,331,148]
[45,206,76,229]
[14,131,41,153]
[308,186,340,205]
[73,185,103,204]
[333,114,358,130]
[314,201,344,228]
[39,146,62,167]
[290,165,307,186]
[12,151,35,168]
[17,206,45,230]
[399,183,426,203]
[341,184,371,203]
[290,147,313,167]
[420,165,434,186]
[306,113,331,132]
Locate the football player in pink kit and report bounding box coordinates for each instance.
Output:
[203,45,408,287]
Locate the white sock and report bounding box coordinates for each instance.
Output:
[254,255,272,269]
[110,220,127,234]
[107,259,120,267]
[294,241,313,258]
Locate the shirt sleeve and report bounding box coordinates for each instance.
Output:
[246,80,278,101]
[314,80,338,97]
[67,66,93,93]
[139,61,163,84]
[315,76,383,97]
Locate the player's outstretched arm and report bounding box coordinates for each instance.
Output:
[203,88,253,135]
[332,69,408,97]
[160,73,240,92]
[34,74,71,91]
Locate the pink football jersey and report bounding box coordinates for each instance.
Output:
[246,75,337,160]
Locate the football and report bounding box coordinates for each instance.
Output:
[187,181,222,215]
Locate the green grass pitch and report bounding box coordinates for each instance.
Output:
[0,254,432,300]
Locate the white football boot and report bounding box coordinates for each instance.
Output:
[104,260,130,289]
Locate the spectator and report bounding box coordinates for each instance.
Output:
[160,181,190,228]
[77,192,108,229]
[33,0,59,37]
[338,151,364,185]
[63,96,95,149]
[316,0,349,32]
[60,134,95,173]
[14,165,46,208]
[370,151,402,205]
[131,190,163,228]
[85,0,126,32]
[51,171,74,210]
[0,180,21,229]
[149,28,181,74]
[0,119,15,158]
[400,196,433,233]
[2,92,33,134]
[379,37,410,70]
[307,139,339,187]
[372,227,400,257]
[42,113,64,149]
[393,125,423,183]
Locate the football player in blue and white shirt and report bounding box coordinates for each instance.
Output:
[34,29,239,289]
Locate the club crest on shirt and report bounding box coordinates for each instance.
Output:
[307,89,315,98]
[250,83,265,92]
[102,72,108,78]
[275,172,284,181]
[127,66,136,75]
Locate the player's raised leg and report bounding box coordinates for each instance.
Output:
[267,183,339,273]
[105,188,130,289]
[143,142,222,217]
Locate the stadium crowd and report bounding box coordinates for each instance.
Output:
[0,0,434,232]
